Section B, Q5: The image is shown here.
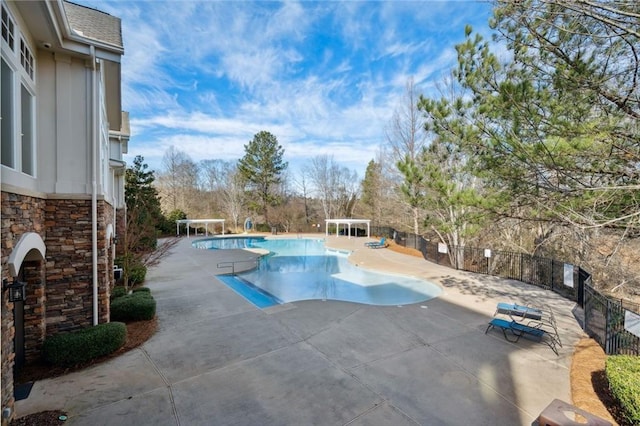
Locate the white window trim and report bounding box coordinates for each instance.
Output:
[1,1,36,177]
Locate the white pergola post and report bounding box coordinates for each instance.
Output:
[176,219,226,238]
[324,219,371,239]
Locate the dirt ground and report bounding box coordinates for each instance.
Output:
[12,245,628,425]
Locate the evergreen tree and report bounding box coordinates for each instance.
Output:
[360,160,383,225]
[454,1,640,231]
[125,155,163,252]
[121,156,164,288]
[396,155,426,235]
[237,131,288,224]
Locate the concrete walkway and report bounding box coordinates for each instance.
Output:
[16,234,586,425]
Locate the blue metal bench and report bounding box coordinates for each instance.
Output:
[365,237,386,248]
[486,318,544,341]
[485,317,559,355]
[495,302,543,321]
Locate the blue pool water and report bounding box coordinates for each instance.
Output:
[193,237,441,307]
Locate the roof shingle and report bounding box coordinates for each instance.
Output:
[63,1,122,49]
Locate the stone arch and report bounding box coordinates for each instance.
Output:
[7,232,47,369]
[7,232,46,277]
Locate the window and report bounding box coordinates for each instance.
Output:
[1,4,35,175]
[20,38,33,79]
[1,58,14,168]
[21,84,33,175]
[1,4,14,51]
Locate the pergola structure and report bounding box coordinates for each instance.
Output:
[176,219,225,237]
[325,219,370,239]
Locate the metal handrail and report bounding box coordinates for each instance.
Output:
[216,258,259,275]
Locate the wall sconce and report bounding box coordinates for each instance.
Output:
[3,279,26,302]
[113,235,119,245]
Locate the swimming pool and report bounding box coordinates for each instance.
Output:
[194,237,441,307]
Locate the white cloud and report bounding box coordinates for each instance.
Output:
[82,0,495,179]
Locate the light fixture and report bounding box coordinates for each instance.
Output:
[3,279,26,302]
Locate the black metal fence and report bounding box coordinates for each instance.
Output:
[372,226,640,355]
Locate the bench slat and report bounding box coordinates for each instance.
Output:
[488,318,544,337]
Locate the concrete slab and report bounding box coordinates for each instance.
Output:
[171,342,383,426]
[62,387,176,426]
[142,309,298,383]
[347,402,420,426]
[16,349,165,417]
[306,306,424,368]
[269,300,362,341]
[151,281,256,331]
[350,345,526,426]
[14,235,587,426]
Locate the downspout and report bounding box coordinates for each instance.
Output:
[90,44,99,326]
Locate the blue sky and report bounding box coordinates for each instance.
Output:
[77,0,494,178]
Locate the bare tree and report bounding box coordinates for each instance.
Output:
[157,146,200,215]
[385,77,430,234]
[385,77,429,164]
[308,155,334,220]
[200,159,234,215]
[294,169,312,225]
[307,155,359,219]
[220,166,246,232]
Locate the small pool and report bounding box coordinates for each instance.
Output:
[193,237,441,307]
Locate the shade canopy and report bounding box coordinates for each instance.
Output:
[325,219,370,239]
[176,219,225,237]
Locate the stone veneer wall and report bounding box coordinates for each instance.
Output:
[44,198,113,334]
[1,192,115,423]
[1,191,47,421]
[21,260,46,363]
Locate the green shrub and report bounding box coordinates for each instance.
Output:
[158,209,187,235]
[606,355,640,424]
[111,292,156,322]
[111,286,128,300]
[43,322,126,367]
[129,263,147,285]
[255,223,271,232]
[115,255,148,286]
[132,286,151,294]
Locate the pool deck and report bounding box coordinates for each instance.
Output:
[16,234,586,425]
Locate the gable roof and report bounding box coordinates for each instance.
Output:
[63,1,123,49]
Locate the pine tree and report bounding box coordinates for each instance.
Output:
[237,131,288,225]
[453,1,640,231]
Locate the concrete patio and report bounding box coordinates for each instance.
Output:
[16,234,586,425]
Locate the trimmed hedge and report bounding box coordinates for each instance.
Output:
[606,355,640,424]
[111,286,128,300]
[43,322,127,367]
[132,286,151,294]
[110,291,156,322]
[129,263,147,285]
